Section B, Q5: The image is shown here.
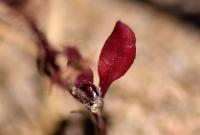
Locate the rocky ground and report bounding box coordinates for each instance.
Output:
[0,0,200,135]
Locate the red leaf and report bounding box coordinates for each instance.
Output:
[37,49,59,77]
[26,16,64,87]
[75,68,99,100]
[63,46,83,68]
[98,21,136,97]
[75,68,94,88]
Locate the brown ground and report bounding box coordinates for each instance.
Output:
[0,0,200,135]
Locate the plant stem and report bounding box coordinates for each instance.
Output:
[91,111,107,135]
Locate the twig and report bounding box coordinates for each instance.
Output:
[90,102,107,135]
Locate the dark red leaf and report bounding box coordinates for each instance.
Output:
[37,49,59,78]
[75,68,100,100]
[98,21,136,97]
[26,16,62,85]
[26,16,50,51]
[77,82,99,100]
[63,46,83,68]
[75,68,94,88]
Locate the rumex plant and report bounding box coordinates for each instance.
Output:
[33,20,136,135]
[1,1,136,134]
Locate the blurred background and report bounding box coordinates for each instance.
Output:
[0,0,200,135]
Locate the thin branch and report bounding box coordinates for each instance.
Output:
[91,112,107,135]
